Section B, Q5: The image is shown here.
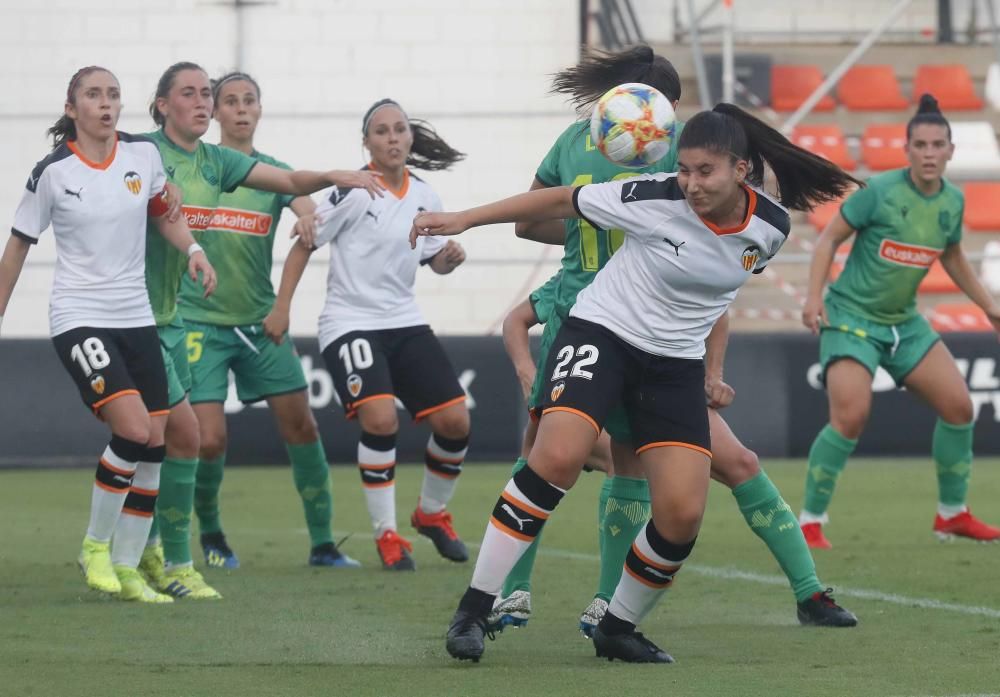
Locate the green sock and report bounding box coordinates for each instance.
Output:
[733,471,823,602]
[287,440,333,547]
[194,455,225,535]
[933,419,974,506]
[803,425,857,515]
[595,476,650,602]
[502,457,539,596]
[157,457,198,566]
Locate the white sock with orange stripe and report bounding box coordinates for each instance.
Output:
[85,436,143,543]
[605,521,696,629]
[420,433,469,514]
[469,464,565,596]
[358,432,397,535]
[111,447,164,569]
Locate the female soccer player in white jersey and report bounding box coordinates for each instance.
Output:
[265,99,470,571]
[0,66,216,602]
[412,103,861,663]
[491,46,856,636]
[138,61,383,599]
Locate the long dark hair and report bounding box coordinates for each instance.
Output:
[47,66,115,150]
[211,71,262,105]
[361,98,465,171]
[550,44,682,112]
[149,61,207,127]
[907,93,951,141]
[678,103,863,211]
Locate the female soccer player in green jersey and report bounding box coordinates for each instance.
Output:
[490,45,856,639]
[139,62,383,599]
[175,71,360,572]
[799,95,1000,548]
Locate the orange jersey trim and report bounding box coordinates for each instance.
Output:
[371,165,410,199]
[500,491,550,521]
[489,516,533,542]
[148,409,170,418]
[121,507,154,518]
[636,441,712,459]
[699,185,757,236]
[541,406,600,436]
[624,563,672,589]
[92,389,141,413]
[414,395,467,423]
[67,136,118,171]
[630,543,683,574]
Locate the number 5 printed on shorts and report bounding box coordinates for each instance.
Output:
[550,344,599,381]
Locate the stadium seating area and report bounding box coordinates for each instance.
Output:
[675,44,1000,333]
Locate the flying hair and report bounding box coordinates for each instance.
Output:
[550,44,682,113]
[361,98,465,171]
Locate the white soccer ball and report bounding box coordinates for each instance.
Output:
[590,82,676,168]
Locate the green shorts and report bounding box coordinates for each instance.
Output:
[158,317,191,408]
[186,320,307,405]
[819,301,941,386]
[529,311,632,444]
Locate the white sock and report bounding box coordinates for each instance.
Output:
[420,433,469,514]
[85,443,138,543]
[798,510,829,525]
[359,434,397,536]
[111,459,161,569]
[469,467,563,595]
[937,503,967,519]
[607,522,692,626]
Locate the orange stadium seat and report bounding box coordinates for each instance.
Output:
[913,65,984,110]
[836,65,909,111]
[962,182,1000,231]
[771,65,836,111]
[918,261,959,294]
[791,125,856,170]
[861,123,908,171]
[807,198,845,232]
[928,303,993,332]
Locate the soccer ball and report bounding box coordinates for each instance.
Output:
[590,82,676,168]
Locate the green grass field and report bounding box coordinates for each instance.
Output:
[2,459,999,697]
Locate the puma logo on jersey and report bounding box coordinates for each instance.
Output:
[65,187,83,200]
[662,237,685,256]
[622,182,640,201]
[27,173,38,191]
[500,503,532,531]
[365,210,380,223]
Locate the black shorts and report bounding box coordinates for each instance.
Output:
[533,317,711,456]
[52,325,169,416]
[322,325,466,421]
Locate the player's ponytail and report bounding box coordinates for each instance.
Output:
[47,66,113,150]
[150,61,207,127]
[907,93,951,141]
[550,44,682,112]
[362,98,465,171]
[678,103,863,211]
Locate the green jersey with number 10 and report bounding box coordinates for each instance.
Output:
[535,120,683,318]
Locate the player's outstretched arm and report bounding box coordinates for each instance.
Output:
[428,240,466,275]
[514,177,567,246]
[288,196,319,248]
[802,212,855,334]
[410,186,577,248]
[244,163,386,200]
[0,235,32,334]
[264,241,314,345]
[939,243,1000,335]
[151,208,217,298]
[502,299,540,403]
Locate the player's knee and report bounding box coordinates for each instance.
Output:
[362,412,398,437]
[942,396,974,425]
[723,447,760,487]
[432,409,470,440]
[830,409,868,440]
[653,501,704,540]
[199,431,227,461]
[281,411,320,444]
[114,421,152,447]
[531,438,583,481]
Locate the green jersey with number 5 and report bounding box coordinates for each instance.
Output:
[535,120,683,318]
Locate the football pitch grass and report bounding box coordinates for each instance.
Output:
[2,459,999,697]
